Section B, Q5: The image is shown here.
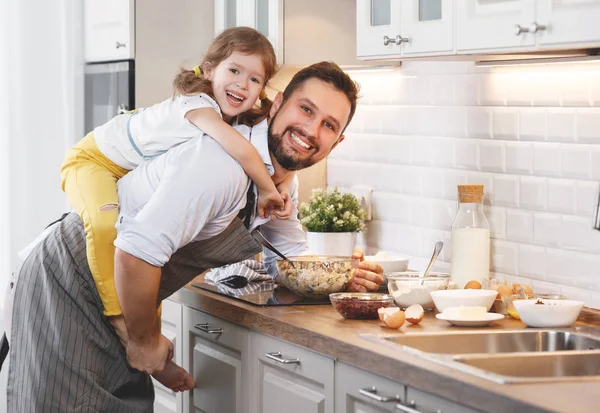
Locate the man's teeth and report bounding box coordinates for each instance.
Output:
[227,91,244,102]
[291,132,311,149]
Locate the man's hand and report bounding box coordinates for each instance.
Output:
[152,361,195,392]
[126,334,173,375]
[348,248,384,292]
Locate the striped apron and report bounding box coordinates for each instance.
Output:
[7,212,261,413]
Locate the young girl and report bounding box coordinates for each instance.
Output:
[61,27,293,317]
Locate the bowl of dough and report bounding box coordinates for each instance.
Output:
[276,256,358,299]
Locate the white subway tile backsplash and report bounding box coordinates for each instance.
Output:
[491,239,519,275]
[518,244,547,280]
[454,74,479,106]
[430,137,455,168]
[519,108,545,142]
[493,175,519,208]
[533,143,561,178]
[546,108,575,143]
[442,107,467,138]
[519,176,547,211]
[576,181,599,218]
[576,108,600,144]
[561,144,590,179]
[505,142,533,175]
[455,140,479,170]
[507,209,533,243]
[493,108,518,140]
[430,75,455,105]
[479,141,506,173]
[466,107,492,139]
[561,216,592,251]
[485,206,507,240]
[546,248,575,286]
[547,179,577,215]
[442,170,468,200]
[534,212,562,247]
[345,64,600,309]
[421,169,445,199]
[409,76,432,105]
[479,74,506,106]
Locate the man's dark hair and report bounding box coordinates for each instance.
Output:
[282,61,360,133]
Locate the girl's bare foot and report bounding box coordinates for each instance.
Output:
[152,360,195,392]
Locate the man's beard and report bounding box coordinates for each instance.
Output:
[267,111,319,171]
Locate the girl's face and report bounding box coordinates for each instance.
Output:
[203,51,267,121]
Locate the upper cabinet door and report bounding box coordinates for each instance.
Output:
[357,0,403,59]
[84,0,134,62]
[401,0,454,55]
[456,0,536,52]
[215,0,283,62]
[536,0,600,48]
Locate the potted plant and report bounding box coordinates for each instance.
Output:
[299,187,366,256]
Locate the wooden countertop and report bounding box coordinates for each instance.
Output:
[170,275,600,413]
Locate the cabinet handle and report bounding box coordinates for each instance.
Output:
[383,35,410,46]
[514,24,530,36]
[265,352,300,364]
[194,323,223,335]
[115,41,126,49]
[396,400,443,413]
[359,386,401,403]
[529,22,548,33]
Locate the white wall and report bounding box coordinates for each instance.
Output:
[0,0,84,308]
[332,61,600,309]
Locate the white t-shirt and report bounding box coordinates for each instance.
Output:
[94,93,220,170]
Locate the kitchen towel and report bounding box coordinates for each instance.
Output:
[205,259,273,284]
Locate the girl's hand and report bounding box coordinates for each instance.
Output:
[257,189,284,219]
[272,191,293,220]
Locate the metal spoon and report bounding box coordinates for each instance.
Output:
[420,241,444,286]
[252,230,296,268]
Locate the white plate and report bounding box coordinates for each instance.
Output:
[436,312,505,327]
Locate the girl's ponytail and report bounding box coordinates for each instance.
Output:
[237,91,273,127]
[173,66,213,97]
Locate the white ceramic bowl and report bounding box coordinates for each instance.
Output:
[513,299,584,328]
[364,253,409,281]
[430,289,497,312]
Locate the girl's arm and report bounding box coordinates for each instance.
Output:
[185,108,283,218]
[272,173,296,220]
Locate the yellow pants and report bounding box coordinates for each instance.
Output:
[61,133,129,316]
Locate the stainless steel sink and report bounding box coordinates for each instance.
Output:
[454,352,600,381]
[360,328,600,383]
[381,330,600,355]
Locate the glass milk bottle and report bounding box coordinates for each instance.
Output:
[450,184,490,289]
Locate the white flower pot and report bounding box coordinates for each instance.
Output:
[306,232,357,256]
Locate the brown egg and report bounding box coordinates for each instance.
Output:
[405,304,424,325]
[513,284,534,296]
[378,307,406,329]
[496,284,514,298]
[464,280,482,289]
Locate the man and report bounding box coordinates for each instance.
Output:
[4,61,383,412]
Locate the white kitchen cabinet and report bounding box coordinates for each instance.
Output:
[214,0,284,61]
[536,0,600,49]
[84,0,135,62]
[357,0,454,59]
[401,0,454,56]
[248,332,335,413]
[336,362,406,413]
[154,299,184,413]
[182,307,251,413]
[405,386,482,413]
[456,0,536,53]
[357,0,403,59]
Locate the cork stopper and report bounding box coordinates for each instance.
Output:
[457,184,484,203]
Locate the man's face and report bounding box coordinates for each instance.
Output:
[268,78,351,171]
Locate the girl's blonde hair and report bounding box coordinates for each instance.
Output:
[173,27,278,126]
